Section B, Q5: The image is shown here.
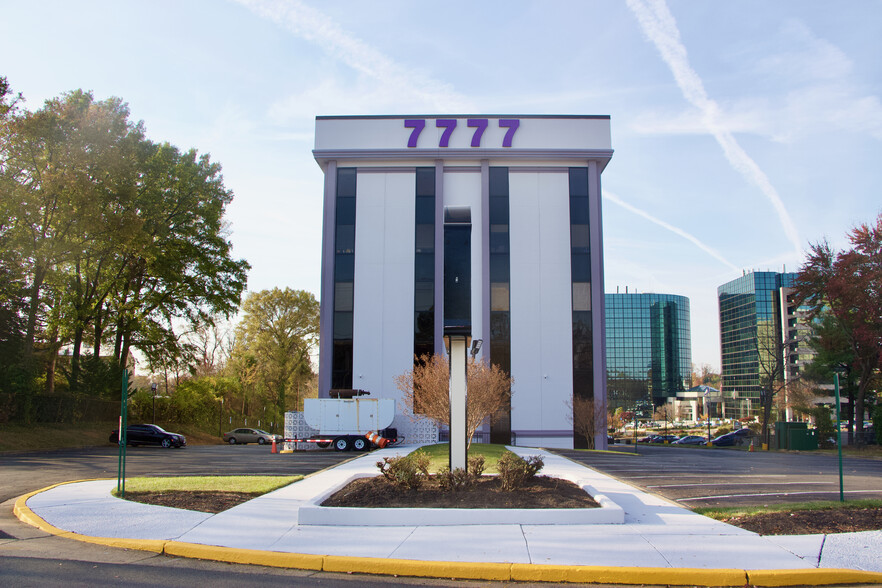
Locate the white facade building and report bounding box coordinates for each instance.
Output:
[314,116,613,449]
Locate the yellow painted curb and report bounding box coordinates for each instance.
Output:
[511,564,747,585]
[165,541,323,570]
[748,568,882,586]
[323,555,511,581]
[15,480,882,586]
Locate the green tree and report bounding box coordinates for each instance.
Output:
[231,288,319,418]
[795,214,882,444]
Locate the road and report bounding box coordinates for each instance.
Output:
[2,445,495,587]
[554,444,882,508]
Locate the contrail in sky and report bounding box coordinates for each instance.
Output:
[626,0,803,258]
[604,190,740,272]
[234,0,471,112]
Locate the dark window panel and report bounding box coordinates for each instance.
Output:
[335,224,355,254]
[569,196,589,224]
[337,168,357,197]
[490,224,510,253]
[333,312,353,339]
[415,252,435,282]
[489,167,509,198]
[568,167,589,197]
[336,196,356,225]
[571,252,591,282]
[414,281,434,311]
[415,195,435,224]
[416,167,435,197]
[335,254,355,281]
[490,254,510,282]
[489,196,510,224]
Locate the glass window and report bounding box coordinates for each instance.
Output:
[491,282,510,311]
[573,282,591,311]
[415,224,434,253]
[334,282,353,312]
[337,168,357,197]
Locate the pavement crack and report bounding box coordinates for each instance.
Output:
[386,526,418,558]
[817,534,826,567]
[519,524,532,564]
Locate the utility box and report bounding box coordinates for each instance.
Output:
[774,421,818,451]
[303,397,395,435]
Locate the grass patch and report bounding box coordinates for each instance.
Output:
[693,499,882,520]
[416,443,511,474]
[0,421,223,453]
[112,475,301,496]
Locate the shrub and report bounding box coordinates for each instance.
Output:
[437,455,486,491]
[496,452,544,491]
[376,449,430,490]
[713,427,731,437]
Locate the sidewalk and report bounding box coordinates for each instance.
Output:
[14,446,882,586]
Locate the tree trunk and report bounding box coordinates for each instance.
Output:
[24,264,47,356]
[70,326,83,393]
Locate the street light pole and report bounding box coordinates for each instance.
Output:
[834,371,845,502]
[151,382,158,423]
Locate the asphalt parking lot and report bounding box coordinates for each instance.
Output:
[554,444,882,508]
[0,444,356,504]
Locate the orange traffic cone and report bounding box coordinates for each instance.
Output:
[271,438,277,453]
[749,443,754,452]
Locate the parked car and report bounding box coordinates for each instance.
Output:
[655,434,680,443]
[223,428,282,445]
[673,435,706,445]
[710,431,749,447]
[109,424,186,448]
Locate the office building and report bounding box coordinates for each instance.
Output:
[605,292,692,417]
[314,115,613,448]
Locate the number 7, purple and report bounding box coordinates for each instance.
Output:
[499,119,520,147]
[404,119,425,148]
[436,119,457,147]
[467,119,488,147]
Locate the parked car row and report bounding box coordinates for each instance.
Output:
[629,427,755,448]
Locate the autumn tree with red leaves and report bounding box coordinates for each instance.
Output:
[795,213,882,444]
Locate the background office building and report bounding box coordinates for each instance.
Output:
[314,115,613,449]
[605,292,692,417]
[718,271,814,419]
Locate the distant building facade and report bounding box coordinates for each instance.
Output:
[605,292,692,417]
[717,271,815,419]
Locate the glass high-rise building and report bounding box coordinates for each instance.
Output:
[717,271,797,418]
[605,293,692,416]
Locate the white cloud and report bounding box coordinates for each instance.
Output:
[603,190,740,272]
[626,0,803,258]
[235,0,473,114]
[631,19,882,142]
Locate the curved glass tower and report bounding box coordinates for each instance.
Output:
[605,293,692,416]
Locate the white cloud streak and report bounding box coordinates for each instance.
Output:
[626,0,803,258]
[234,0,472,113]
[603,190,739,273]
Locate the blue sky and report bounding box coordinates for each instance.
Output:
[4,0,881,371]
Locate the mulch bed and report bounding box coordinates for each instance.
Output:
[321,475,599,509]
[122,491,257,514]
[718,508,882,535]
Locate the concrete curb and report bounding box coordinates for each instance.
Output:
[13,481,882,586]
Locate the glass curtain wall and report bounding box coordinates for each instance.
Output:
[569,168,593,448]
[413,168,435,360]
[488,167,511,444]
[332,168,357,389]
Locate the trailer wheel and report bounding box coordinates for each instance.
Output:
[316,441,330,448]
[352,437,368,451]
[334,437,350,451]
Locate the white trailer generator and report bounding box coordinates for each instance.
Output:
[289,390,398,451]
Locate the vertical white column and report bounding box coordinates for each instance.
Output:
[448,335,468,471]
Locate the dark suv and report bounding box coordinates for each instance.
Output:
[109,424,187,448]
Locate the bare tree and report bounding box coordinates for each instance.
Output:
[395,353,513,450]
[755,322,786,447]
[566,396,597,448]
